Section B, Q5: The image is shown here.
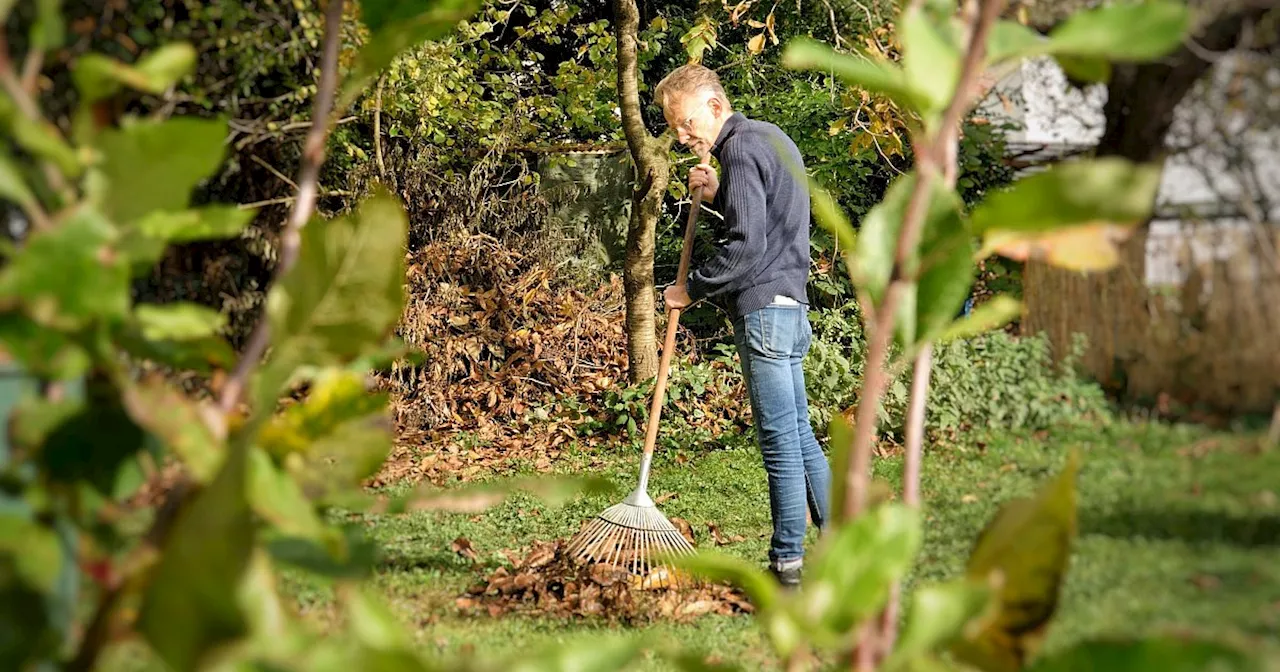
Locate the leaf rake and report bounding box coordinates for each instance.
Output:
[565,177,709,586]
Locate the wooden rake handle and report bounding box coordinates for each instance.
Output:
[639,174,705,465]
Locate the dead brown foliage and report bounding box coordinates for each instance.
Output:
[456,538,754,624]
[370,233,748,487]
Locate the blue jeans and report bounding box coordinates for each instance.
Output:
[732,302,832,563]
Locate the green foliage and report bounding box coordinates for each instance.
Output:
[1024,638,1258,672]
[898,5,963,122]
[0,150,41,215]
[0,207,129,330]
[952,452,1079,671]
[802,503,923,647]
[73,43,198,104]
[674,503,922,657]
[804,305,1108,441]
[1043,1,1190,61]
[559,350,746,445]
[93,117,229,225]
[856,172,973,347]
[972,158,1165,272]
[138,442,254,671]
[0,4,653,671]
[681,15,720,63]
[263,188,407,392]
[344,0,485,109]
[0,0,1247,670]
[782,38,931,114]
[368,0,644,156]
[938,295,1022,343]
[28,0,63,54]
[986,0,1192,83]
[885,578,996,669]
[677,458,1081,668]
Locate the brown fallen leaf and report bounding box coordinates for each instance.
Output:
[590,562,627,587]
[523,542,557,569]
[456,537,755,624]
[707,522,745,546]
[451,537,479,561]
[679,600,718,617]
[670,517,696,545]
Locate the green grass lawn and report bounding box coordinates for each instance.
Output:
[102,419,1280,670]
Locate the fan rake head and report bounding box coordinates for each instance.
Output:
[565,498,697,587]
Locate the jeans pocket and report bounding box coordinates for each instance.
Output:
[748,307,798,360]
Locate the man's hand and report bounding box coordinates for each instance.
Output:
[663,284,692,310]
[689,163,718,202]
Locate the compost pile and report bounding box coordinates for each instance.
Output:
[455,536,754,624]
[372,234,749,486]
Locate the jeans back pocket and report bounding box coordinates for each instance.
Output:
[749,305,802,359]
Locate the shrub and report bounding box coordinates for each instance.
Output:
[805,304,1109,442]
[560,303,1107,453]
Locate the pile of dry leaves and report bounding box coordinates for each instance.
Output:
[454,535,755,625]
[370,233,748,487]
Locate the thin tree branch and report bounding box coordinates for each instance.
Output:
[0,35,72,211]
[249,154,300,190]
[876,21,976,652]
[68,477,189,672]
[902,345,933,508]
[374,75,387,180]
[821,0,847,47]
[237,191,354,210]
[20,47,42,95]
[218,0,347,415]
[845,1,1004,668]
[870,343,934,657]
[938,2,1003,161]
[844,0,1002,523]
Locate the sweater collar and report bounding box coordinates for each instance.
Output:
[710,112,746,160]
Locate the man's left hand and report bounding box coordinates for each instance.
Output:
[663,284,692,310]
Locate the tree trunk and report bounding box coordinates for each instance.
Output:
[1023,4,1272,403]
[1097,6,1268,161]
[615,0,672,383]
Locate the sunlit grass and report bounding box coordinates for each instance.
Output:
[100,419,1280,671]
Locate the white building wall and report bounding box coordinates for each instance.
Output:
[978,56,1280,289]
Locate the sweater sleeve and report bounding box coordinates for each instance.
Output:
[687,141,768,302]
[708,173,726,213]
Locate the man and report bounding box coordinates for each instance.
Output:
[653,63,831,587]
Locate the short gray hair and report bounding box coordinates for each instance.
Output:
[653,63,730,109]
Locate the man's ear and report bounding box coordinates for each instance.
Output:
[709,93,725,118]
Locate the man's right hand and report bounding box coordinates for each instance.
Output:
[689,163,719,202]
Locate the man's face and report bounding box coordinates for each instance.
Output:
[663,89,725,156]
